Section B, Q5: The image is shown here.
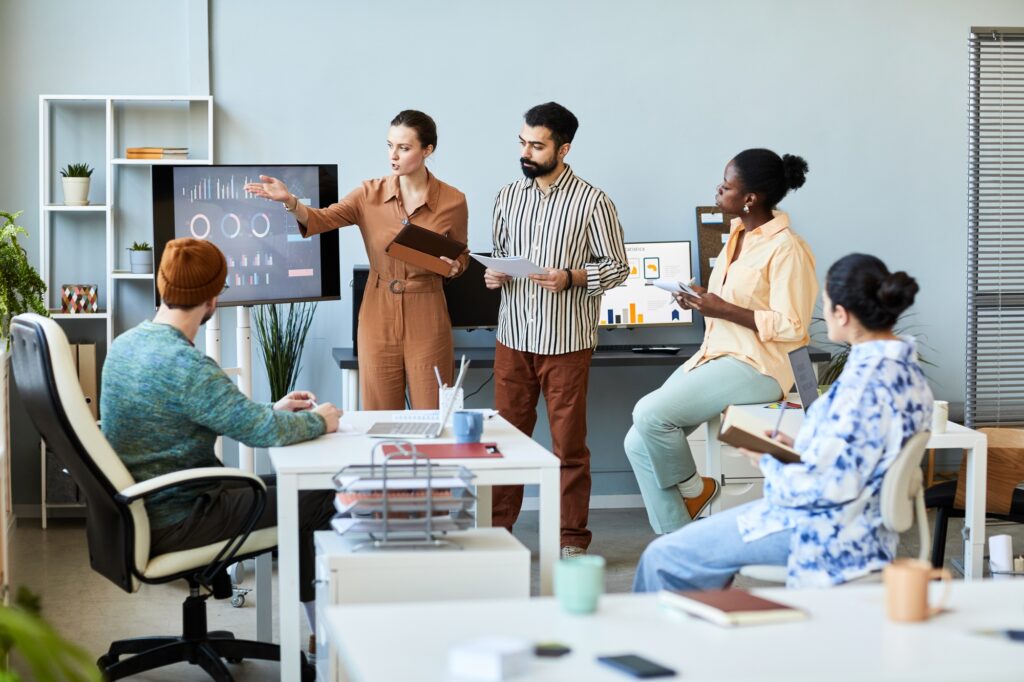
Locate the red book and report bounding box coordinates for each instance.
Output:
[658,588,807,626]
[380,442,503,459]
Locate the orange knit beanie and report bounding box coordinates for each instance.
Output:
[157,238,227,306]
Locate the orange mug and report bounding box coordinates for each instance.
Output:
[883,558,952,622]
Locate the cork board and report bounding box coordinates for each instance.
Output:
[694,206,738,287]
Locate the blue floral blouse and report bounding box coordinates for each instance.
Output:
[736,338,933,588]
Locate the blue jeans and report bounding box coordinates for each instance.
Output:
[632,501,791,593]
[624,357,782,534]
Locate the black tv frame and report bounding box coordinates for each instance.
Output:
[152,164,340,307]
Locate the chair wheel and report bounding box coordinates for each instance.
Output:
[230,593,245,608]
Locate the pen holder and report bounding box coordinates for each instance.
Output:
[439,386,464,423]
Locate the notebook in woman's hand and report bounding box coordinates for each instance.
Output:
[717,406,802,464]
[385,223,467,276]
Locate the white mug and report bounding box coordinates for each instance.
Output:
[439,386,464,424]
[931,400,949,434]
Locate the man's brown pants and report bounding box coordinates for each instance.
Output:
[491,342,593,550]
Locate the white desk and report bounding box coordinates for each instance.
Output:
[706,407,988,579]
[269,411,562,681]
[325,581,1024,681]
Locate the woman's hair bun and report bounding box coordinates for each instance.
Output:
[781,154,808,190]
[877,271,919,313]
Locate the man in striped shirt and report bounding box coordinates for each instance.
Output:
[484,102,629,557]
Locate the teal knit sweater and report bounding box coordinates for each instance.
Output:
[101,321,325,529]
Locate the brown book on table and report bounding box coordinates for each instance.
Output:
[717,405,802,464]
[658,588,807,627]
[385,223,467,276]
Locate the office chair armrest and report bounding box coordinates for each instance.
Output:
[115,467,267,504]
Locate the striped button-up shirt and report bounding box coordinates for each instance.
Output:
[492,165,629,355]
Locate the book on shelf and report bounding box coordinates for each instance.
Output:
[717,405,802,464]
[658,588,807,627]
[125,147,189,160]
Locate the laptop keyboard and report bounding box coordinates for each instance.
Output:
[367,421,440,436]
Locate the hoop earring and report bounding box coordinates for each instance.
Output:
[742,204,750,214]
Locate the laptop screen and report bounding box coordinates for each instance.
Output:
[788,347,820,412]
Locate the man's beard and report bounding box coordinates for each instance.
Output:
[520,156,557,179]
[201,307,215,325]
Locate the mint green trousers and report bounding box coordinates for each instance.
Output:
[624,356,782,534]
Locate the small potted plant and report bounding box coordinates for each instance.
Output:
[127,241,153,274]
[59,163,93,206]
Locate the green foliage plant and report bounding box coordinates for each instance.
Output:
[253,303,318,401]
[0,211,48,346]
[0,586,101,682]
[128,241,151,251]
[58,164,93,178]
[811,310,933,386]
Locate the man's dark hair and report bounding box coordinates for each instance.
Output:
[391,109,438,150]
[524,102,579,149]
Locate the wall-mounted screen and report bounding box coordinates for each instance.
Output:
[598,241,693,328]
[152,164,340,307]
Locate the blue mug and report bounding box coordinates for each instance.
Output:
[452,410,484,443]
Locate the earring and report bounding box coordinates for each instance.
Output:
[743,204,750,214]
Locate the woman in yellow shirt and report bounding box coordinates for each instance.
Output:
[624,149,817,534]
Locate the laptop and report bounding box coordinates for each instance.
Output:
[366,358,470,438]
[788,347,820,413]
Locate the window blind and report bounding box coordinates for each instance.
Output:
[967,27,1024,427]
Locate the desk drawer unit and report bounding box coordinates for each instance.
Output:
[315,528,529,682]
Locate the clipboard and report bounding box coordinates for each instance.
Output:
[385,223,467,276]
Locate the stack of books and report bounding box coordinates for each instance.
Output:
[125,147,188,160]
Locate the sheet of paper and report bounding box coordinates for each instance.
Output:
[653,278,701,297]
[701,212,724,224]
[470,253,546,278]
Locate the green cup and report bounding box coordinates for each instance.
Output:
[554,555,605,614]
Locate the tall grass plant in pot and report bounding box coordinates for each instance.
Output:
[253,303,318,401]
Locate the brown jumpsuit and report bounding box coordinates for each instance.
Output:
[299,172,469,410]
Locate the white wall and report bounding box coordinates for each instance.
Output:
[4,0,1024,504]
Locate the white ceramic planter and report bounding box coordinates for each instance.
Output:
[61,177,90,206]
[129,249,153,274]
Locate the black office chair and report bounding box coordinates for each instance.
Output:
[10,313,313,681]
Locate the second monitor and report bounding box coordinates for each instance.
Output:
[599,241,693,328]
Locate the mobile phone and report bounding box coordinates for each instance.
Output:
[597,654,677,678]
[534,642,572,657]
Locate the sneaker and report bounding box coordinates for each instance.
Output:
[682,476,720,520]
[560,546,587,559]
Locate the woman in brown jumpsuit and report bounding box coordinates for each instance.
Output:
[246,110,469,409]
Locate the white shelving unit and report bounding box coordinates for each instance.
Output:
[37,95,214,526]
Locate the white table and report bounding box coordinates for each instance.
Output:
[269,411,562,681]
[706,407,988,579]
[325,581,1024,681]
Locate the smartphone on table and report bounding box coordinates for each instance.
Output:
[597,654,677,678]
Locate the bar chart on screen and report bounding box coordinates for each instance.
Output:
[598,241,694,328]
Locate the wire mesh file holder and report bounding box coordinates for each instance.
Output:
[331,440,477,551]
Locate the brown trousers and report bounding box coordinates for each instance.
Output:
[356,271,454,410]
[491,342,594,549]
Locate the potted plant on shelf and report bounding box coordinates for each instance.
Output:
[127,241,153,274]
[59,163,93,206]
[253,303,318,402]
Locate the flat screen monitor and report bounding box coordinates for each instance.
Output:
[152,164,340,307]
[598,241,693,328]
[444,254,500,329]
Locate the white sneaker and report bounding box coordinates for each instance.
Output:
[560,546,587,559]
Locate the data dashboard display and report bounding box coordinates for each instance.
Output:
[152,164,340,306]
[598,241,693,327]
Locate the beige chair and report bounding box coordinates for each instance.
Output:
[739,431,932,584]
[10,313,314,681]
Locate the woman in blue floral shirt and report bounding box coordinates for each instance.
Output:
[634,253,933,590]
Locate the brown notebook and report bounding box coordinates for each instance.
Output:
[658,588,807,627]
[717,405,802,464]
[385,223,467,276]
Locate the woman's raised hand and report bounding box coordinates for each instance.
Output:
[244,175,291,202]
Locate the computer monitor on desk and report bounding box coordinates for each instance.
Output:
[598,241,694,329]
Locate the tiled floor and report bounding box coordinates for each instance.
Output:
[10,508,1024,680]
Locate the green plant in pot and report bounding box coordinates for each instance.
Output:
[127,241,153,274]
[811,311,933,389]
[59,163,93,207]
[0,211,48,349]
[253,303,318,401]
